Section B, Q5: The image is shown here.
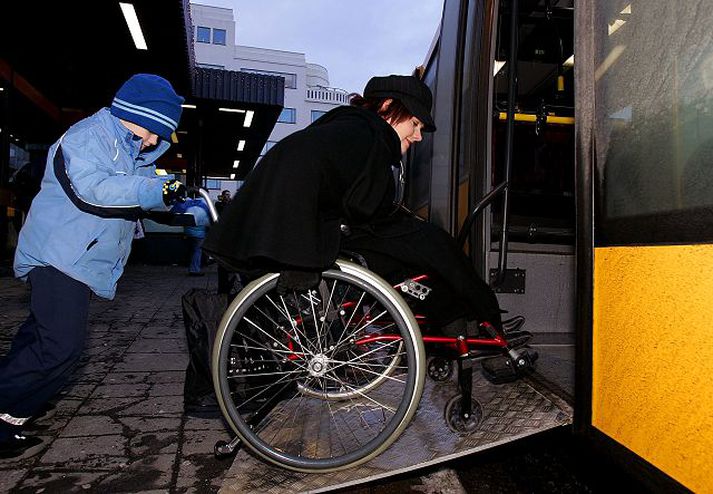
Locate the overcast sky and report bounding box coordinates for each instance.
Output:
[190,0,444,94]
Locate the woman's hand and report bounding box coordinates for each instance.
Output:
[276,271,321,295]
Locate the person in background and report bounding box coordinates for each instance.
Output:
[0,73,204,459]
[176,197,210,277]
[214,189,231,215]
[212,189,233,293]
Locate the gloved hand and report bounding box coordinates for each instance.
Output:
[276,270,321,295]
[162,179,186,206]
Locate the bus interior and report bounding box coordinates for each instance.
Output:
[407,0,576,402]
[489,0,575,400]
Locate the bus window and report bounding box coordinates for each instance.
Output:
[595,1,713,244]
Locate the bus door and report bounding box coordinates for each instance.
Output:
[577,1,713,491]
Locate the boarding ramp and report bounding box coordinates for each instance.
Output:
[219,369,572,493]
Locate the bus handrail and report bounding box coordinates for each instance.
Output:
[188,187,220,224]
[456,180,508,248]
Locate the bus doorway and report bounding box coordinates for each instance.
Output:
[488,0,575,400]
[406,0,576,401]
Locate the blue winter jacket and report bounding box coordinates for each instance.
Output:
[14,108,172,299]
[174,198,210,239]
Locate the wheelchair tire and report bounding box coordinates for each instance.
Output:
[212,260,426,472]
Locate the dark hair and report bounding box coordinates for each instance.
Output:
[350,94,412,125]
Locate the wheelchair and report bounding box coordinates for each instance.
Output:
[210,258,536,473]
[190,189,537,473]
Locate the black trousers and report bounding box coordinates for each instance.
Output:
[0,266,90,439]
[342,212,502,330]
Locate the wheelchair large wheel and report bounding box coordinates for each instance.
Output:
[212,260,426,472]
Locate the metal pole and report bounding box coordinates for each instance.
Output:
[0,83,9,187]
[495,0,518,285]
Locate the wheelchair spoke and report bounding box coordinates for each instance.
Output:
[233,373,305,413]
[330,309,392,354]
[264,384,311,448]
[261,293,319,357]
[280,294,322,357]
[324,376,396,422]
[328,290,367,354]
[229,342,307,359]
[327,338,402,371]
[317,280,339,354]
[243,315,294,354]
[252,301,315,356]
[307,286,325,354]
[328,363,407,385]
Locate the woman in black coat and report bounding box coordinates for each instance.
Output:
[203,75,502,331]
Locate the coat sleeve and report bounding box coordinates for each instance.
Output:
[58,130,167,213]
[341,135,395,223]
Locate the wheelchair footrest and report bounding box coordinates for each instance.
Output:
[480,347,538,384]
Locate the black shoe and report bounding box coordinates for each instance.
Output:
[24,403,57,431]
[0,434,44,460]
[33,403,56,422]
[184,394,221,418]
[502,315,526,334]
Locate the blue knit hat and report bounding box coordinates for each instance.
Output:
[110,73,184,140]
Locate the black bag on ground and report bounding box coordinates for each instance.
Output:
[181,288,228,413]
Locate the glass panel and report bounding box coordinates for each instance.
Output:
[405,53,437,217]
[196,26,211,44]
[311,110,327,122]
[595,1,713,220]
[277,108,296,124]
[213,28,227,45]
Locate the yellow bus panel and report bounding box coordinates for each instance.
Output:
[593,244,713,493]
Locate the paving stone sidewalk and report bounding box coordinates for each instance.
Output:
[0,264,234,493]
[0,263,642,494]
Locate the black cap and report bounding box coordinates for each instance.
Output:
[363,75,436,132]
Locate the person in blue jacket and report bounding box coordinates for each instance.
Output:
[174,197,211,276]
[0,73,198,459]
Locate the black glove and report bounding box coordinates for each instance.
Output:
[276,270,321,295]
[162,179,186,206]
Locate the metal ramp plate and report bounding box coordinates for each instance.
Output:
[219,371,572,493]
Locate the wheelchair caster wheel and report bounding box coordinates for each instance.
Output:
[444,394,483,435]
[427,357,453,382]
[214,438,240,460]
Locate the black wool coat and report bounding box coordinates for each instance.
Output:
[202,106,402,272]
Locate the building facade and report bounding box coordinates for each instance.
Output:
[190,3,349,178]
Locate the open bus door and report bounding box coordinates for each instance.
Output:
[576,2,713,492]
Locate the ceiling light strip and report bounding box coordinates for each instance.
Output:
[119,3,148,50]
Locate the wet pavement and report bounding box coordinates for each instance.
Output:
[0,263,643,493]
